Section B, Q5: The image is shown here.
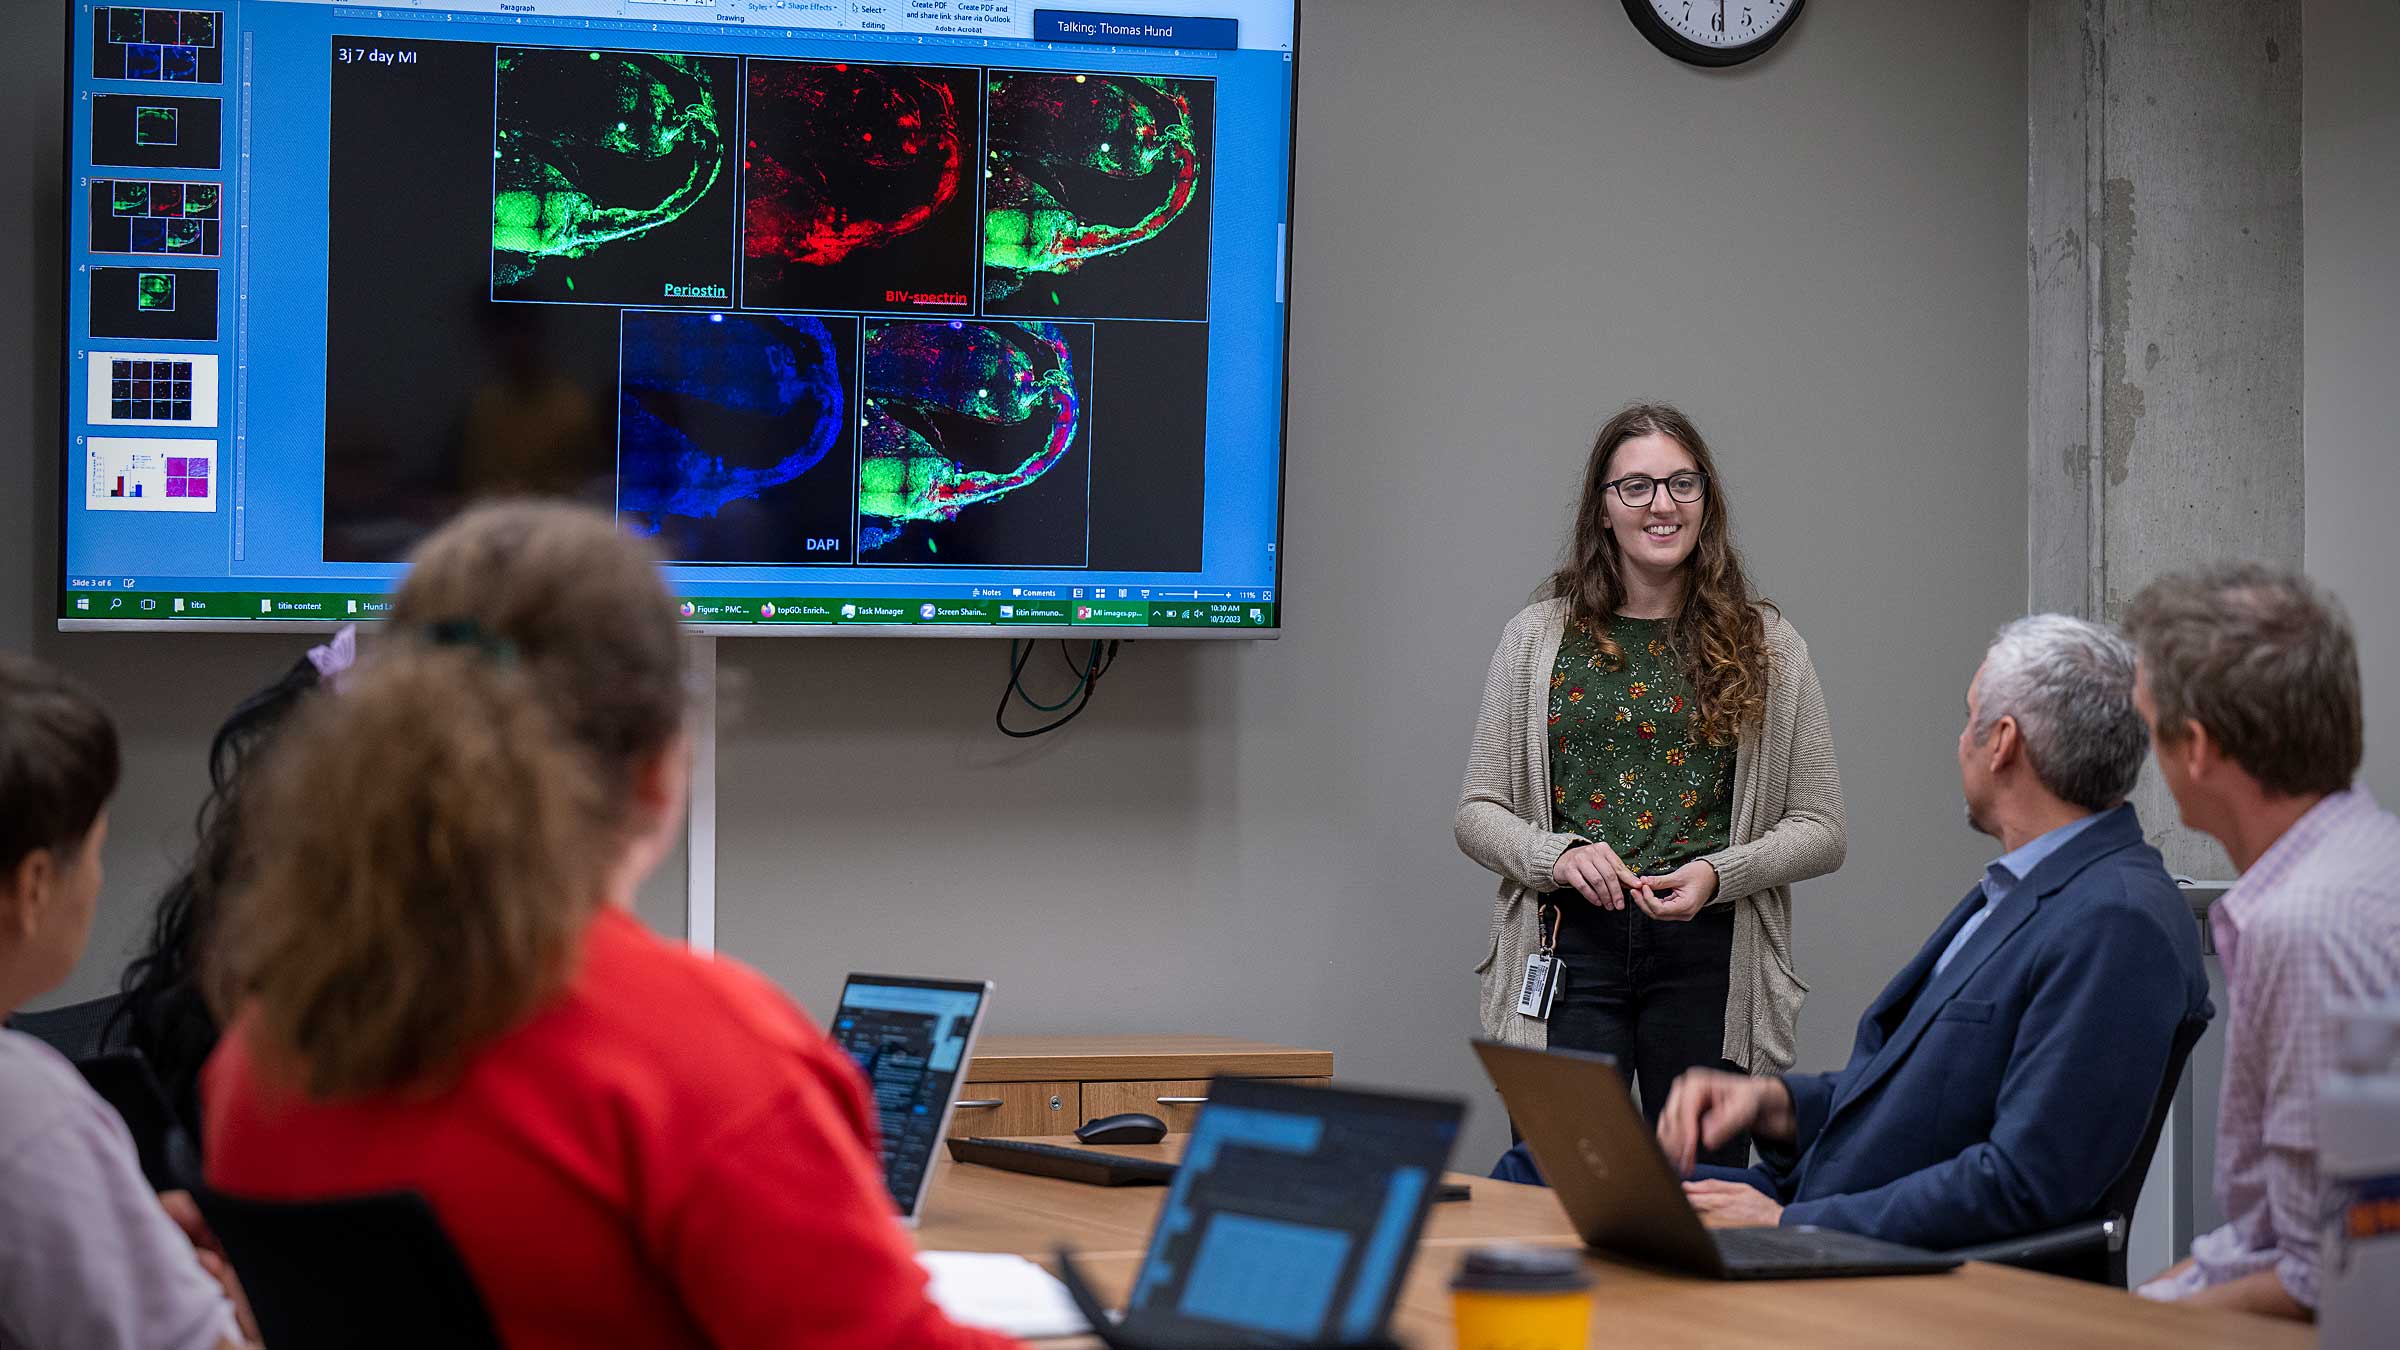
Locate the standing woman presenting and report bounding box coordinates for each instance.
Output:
[1459,403,1844,1167]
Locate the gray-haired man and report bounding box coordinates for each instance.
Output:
[1652,616,2212,1254]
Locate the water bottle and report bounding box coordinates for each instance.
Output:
[2319,1000,2400,1348]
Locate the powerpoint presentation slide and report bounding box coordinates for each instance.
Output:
[982,70,1214,321]
[740,60,980,314]
[85,436,216,512]
[1085,319,1207,572]
[616,309,860,564]
[88,179,222,256]
[92,8,224,83]
[91,93,222,169]
[89,265,217,341]
[85,350,220,428]
[857,318,1093,567]
[491,46,739,307]
[322,38,628,562]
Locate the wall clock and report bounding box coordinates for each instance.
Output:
[1623,0,1805,67]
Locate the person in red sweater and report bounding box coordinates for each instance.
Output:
[201,502,1018,1350]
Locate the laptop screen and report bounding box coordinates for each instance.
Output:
[829,974,991,1220]
[1123,1078,1462,1344]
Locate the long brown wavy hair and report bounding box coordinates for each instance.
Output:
[207,502,686,1098]
[1547,402,1770,746]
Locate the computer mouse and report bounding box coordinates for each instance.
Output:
[1074,1112,1168,1146]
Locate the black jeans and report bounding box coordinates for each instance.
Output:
[1545,893,1750,1168]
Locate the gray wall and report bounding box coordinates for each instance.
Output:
[2304,0,2400,805]
[10,0,2030,1166]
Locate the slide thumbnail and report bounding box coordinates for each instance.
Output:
[983,71,1213,321]
[617,310,858,563]
[86,351,220,428]
[89,179,221,256]
[90,265,217,341]
[492,47,738,306]
[86,437,215,512]
[92,94,222,169]
[858,319,1092,567]
[93,8,223,83]
[741,60,979,314]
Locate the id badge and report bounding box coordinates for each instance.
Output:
[1517,952,1561,1020]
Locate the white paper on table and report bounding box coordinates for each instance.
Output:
[917,1250,1091,1340]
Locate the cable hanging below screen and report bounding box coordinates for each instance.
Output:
[996,639,1119,737]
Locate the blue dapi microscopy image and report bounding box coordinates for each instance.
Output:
[616,310,858,563]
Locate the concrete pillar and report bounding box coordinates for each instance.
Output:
[2028,0,2303,878]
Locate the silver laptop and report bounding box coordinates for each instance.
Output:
[1473,1040,1958,1280]
[828,974,993,1225]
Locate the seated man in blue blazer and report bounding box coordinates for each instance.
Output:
[1651,615,2211,1251]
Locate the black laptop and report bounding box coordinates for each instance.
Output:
[1057,1076,1464,1347]
[1474,1040,1958,1280]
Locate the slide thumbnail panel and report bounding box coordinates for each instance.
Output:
[616,309,860,564]
[491,46,738,307]
[983,70,1214,321]
[86,436,215,512]
[89,179,222,256]
[92,94,222,170]
[740,60,980,314]
[858,318,1093,567]
[89,265,218,341]
[93,8,224,83]
[86,351,220,428]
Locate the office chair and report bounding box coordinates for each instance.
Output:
[1946,1014,2209,1286]
[5,993,126,1060]
[73,1050,199,1192]
[193,1187,504,1350]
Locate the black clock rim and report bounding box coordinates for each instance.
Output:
[1621,0,1805,69]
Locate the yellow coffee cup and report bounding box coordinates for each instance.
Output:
[1451,1243,1593,1349]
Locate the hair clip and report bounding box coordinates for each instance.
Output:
[305,624,359,689]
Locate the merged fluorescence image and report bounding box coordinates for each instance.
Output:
[492,47,738,306]
[859,319,1092,566]
[983,71,1214,321]
[617,310,859,563]
[742,60,979,314]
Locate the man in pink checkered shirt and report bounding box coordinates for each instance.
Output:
[2124,563,2400,1322]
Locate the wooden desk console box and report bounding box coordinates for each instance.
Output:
[950,1034,1332,1137]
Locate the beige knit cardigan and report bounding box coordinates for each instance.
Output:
[1456,598,1846,1073]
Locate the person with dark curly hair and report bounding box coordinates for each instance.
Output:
[108,643,336,1143]
[1459,402,1845,1168]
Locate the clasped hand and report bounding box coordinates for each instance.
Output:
[1549,845,1716,920]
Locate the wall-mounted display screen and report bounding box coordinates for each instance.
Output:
[61,1,1294,636]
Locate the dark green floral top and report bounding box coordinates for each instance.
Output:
[1546,615,1735,875]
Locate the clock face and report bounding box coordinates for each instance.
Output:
[1626,0,1805,67]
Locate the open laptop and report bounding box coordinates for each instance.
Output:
[1057,1077,1463,1348]
[1474,1040,1959,1280]
[827,973,993,1226]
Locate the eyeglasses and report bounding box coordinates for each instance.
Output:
[1604,471,1709,507]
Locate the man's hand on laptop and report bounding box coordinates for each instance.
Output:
[1682,1180,1783,1227]
[1656,1069,1795,1175]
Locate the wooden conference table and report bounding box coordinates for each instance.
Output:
[914,1137,2311,1349]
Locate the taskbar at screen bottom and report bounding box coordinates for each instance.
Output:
[58,591,1278,632]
